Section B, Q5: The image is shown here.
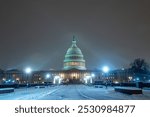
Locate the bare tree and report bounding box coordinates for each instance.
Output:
[130,58,149,74]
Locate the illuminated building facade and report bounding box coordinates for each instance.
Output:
[1,36,148,85]
[0,37,101,84]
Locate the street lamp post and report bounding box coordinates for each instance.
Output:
[16,78,20,84]
[45,73,51,85]
[25,67,32,88]
[2,78,6,84]
[102,66,110,88]
[38,77,41,84]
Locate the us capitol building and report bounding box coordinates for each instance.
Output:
[48,36,102,84]
[0,36,133,85]
[0,36,102,85]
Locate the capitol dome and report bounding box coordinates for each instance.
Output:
[63,36,86,70]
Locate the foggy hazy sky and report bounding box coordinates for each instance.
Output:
[0,0,150,70]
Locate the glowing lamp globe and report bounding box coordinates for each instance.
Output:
[102,66,109,73]
[91,73,95,77]
[25,67,32,74]
[46,74,50,78]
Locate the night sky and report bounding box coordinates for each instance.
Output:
[0,0,150,70]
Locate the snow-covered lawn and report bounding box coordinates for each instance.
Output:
[80,85,150,100]
[0,86,61,100]
[0,85,150,100]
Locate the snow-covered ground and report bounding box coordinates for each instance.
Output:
[78,85,150,100]
[0,85,150,100]
[0,86,61,100]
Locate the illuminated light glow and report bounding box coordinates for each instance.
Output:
[102,66,109,73]
[25,67,32,74]
[59,79,61,84]
[60,74,64,78]
[114,81,119,84]
[136,78,139,81]
[53,75,61,84]
[16,78,20,81]
[128,76,132,80]
[53,80,56,84]
[85,79,87,84]
[2,78,6,81]
[84,77,87,84]
[91,73,95,77]
[84,75,93,84]
[90,78,92,84]
[46,73,50,79]
[122,68,125,70]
